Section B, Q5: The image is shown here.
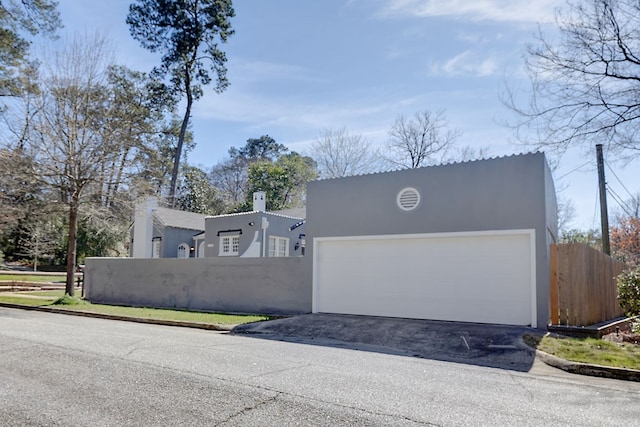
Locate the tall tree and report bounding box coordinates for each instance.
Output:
[29,35,118,294]
[209,135,289,211]
[209,155,247,208]
[386,109,461,169]
[507,0,640,159]
[310,128,381,178]
[176,165,224,215]
[132,117,193,198]
[0,0,61,95]
[127,0,235,206]
[246,152,318,211]
[6,34,158,295]
[232,134,287,163]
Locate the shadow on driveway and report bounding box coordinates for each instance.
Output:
[232,313,541,372]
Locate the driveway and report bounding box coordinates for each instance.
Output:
[232,313,539,372]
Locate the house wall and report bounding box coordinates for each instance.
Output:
[205,212,305,257]
[159,227,201,258]
[306,152,557,328]
[83,257,312,315]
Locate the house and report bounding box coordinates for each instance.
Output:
[89,152,557,328]
[130,197,207,258]
[204,192,306,258]
[306,152,557,329]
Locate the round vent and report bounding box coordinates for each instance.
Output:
[397,187,420,211]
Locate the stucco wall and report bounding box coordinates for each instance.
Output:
[306,152,557,328]
[159,227,202,258]
[84,257,312,315]
[205,212,305,257]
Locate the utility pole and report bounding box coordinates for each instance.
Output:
[596,144,611,255]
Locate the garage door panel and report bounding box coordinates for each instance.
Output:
[313,231,534,326]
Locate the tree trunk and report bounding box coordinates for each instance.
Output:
[65,198,79,296]
[168,73,193,208]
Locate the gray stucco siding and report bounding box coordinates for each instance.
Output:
[306,152,557,328]
[306,153,550,238]
[84,257,311,314]
[205,212,305,257]
[158,227,201,258]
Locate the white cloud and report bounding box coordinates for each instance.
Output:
[229,58,321,84]
[377,0,562,23]
[430,50,498,77]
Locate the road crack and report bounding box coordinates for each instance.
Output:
[217,391,282,425]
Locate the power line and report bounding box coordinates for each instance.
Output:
[557,160,591,180]
[592,186,599,230]
[604,159,635,200]
[607,187,634,218]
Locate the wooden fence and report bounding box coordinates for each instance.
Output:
[549,243,628,326]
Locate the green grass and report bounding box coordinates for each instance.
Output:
[0,274,66,283]
[21,290,66,297]
[524,333,640,370]
[57,304,273,324]
[0,295,59,306]
[0,291,273,325]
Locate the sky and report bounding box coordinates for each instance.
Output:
[49,0,640,230]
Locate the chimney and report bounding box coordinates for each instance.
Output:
[253,191,266,212]
[132,196,157,258]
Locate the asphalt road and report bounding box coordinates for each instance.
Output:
[1,308,639,426]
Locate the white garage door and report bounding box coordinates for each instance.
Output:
[313,230,536,326]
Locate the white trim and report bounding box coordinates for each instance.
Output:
[529,230,537,328]
[312,229,537,327]
[268,235,289,257]
[219,235,240,256]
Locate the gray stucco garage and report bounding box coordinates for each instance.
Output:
[306,153,557,328]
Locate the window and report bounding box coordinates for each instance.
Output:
[152,237,161,258]
[219,235,240,256]
[268,236,289,257]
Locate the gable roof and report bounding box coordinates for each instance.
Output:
[273,207,306,218]
[206,209,305,221]
[153,207,206,231]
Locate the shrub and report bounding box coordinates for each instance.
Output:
[53,294,86,306]
[617,268,640,316]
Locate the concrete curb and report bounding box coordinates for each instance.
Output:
[4,302,639,382]
[530,346,640,382]
[0,302,235,332]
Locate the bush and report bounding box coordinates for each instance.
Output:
[53,294,86,306]
[617,268,640,316]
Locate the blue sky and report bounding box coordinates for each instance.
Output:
[52,0,639,230]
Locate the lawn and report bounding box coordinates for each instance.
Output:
[0,274,66,283]
[524,333,640,370]
[0,291,274,325]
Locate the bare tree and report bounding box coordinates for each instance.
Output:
[506,0,640,159]
[386,109,461,169]
[9,34,158,295]
[209,156,248,208]
[27,35,118,294]
[310,128,381,178]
